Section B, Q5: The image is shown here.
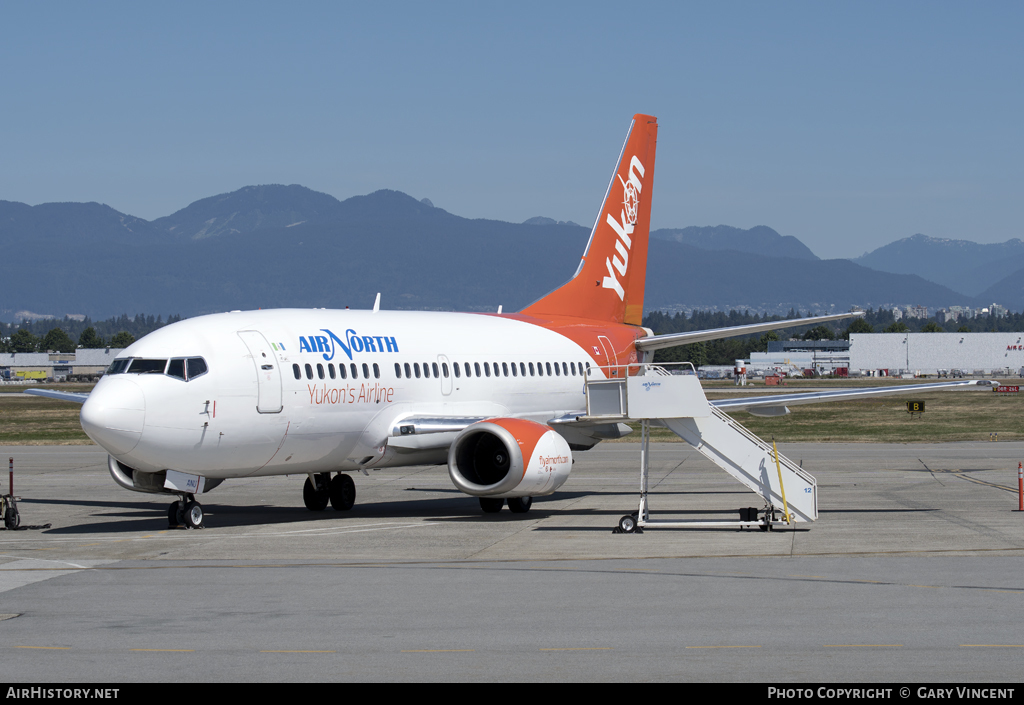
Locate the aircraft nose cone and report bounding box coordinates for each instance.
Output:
[80,377,146,455]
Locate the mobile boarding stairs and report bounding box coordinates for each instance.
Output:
[582,363,815,533]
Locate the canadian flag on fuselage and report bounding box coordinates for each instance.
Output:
[521,114,658,326]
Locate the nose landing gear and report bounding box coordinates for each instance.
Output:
[168,494,204,529]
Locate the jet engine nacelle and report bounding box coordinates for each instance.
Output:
[448,419,572,498]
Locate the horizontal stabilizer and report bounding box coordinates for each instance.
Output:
[635,311,864,352]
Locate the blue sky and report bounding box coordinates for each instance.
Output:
[2,1,1021,259]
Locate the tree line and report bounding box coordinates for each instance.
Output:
[0,314,182,354]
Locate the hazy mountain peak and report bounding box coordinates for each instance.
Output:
[152,184,345,239]
[854,233,1024,297]
[651,224,819,260]
[522,216,583,227]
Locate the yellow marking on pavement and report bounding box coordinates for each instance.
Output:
[14,646,71,650]
[685,645,761,649]
[129,649,194,652]
[260,650,336,653]
[824,644,903,648]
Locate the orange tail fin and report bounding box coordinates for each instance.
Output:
[521,114,658,325]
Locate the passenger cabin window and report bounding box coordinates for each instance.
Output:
[304,363,313,380]
[339,363,348,379]
[453,362,461,378]
[414,363,421,379]
[350,363,358,379]
[292,363,301,380]
[546,362,552,376]
[474,362,481,377]
[423,363,430,379]
[510,363,517,377]
[329,364,336,380]
[362,363,370,379]
[373,363,380,379]
[432,362,439,378]
[395,363,402,378]
[442,363,449,378]
[404,363,412,379]
[484,362,491,377]
[317,363,325,380]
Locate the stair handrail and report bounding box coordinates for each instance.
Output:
[709,406,816,485]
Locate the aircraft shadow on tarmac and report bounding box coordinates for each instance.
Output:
[19,489,767,534]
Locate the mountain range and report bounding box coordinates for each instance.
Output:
[0,184,1014,321]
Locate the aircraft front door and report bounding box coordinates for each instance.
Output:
[238,330,284,413]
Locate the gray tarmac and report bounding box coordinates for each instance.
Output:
[1,441,1023,682]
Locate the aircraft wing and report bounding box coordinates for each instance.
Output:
[23,389,90,404]
[711,379,995,417]
[635,311,864,352]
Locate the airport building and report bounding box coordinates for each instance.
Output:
[748,339,850,376]
[849,332,1024,376]
[0,348,124,382]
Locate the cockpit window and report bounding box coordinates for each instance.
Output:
[128,358,168,374]
[164,357,208,381]
[167,359,186,380]
[106,358,130,375]
[186,357,208,380]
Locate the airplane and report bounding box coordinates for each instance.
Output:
[27,113,990,529]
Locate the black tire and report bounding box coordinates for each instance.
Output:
[303,477,329,511]
[184,501,204,529]
[479,497,504,513]
[168,502,182,527]
[507,496,532,514]
[618,514,637,533]
[4,504,20,530]
[329,473,356,511]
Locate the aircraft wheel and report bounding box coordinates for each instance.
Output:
[167,501,182,528]
[507,496,532,514]
[4,504,20,530]
[303,477,329,511]
[184,500,204,529]
[479,497,504,513]
[618,514,637,533]
[330,473,356,511]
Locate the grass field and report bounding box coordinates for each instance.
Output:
[1,381,1021,445]
[0,385,94,444]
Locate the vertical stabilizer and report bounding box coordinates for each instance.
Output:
[521,114,658,325]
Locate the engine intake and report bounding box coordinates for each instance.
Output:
[448,418,572,498]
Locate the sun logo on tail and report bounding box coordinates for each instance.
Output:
[619,175,640,225]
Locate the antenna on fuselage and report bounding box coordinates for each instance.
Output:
[497,305,502,314]
[372,292,381,313]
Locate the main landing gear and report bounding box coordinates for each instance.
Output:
[168,494,204,529]
[303,472,356,512]
[479,496,533,514]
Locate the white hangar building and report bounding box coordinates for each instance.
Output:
[850,333,1024,376]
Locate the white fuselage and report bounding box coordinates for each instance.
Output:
[81,309,601,480]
